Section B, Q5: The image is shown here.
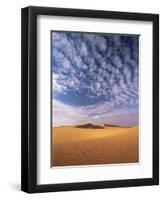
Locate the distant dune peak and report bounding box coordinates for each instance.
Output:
[103,123,120,128]
[75,123,104,129]
[74,123,124,129]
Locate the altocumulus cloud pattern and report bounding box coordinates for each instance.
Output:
[52,31,139,127]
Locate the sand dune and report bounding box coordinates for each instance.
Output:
[75,123,104,129]
[52,125,139,167]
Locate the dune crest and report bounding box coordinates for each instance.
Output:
[75,123,104,129]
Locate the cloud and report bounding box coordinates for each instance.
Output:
[51,32,139,126]
[53,99,138,127]
[52,99,87,126]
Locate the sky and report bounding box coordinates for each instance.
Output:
[52,31,139,127]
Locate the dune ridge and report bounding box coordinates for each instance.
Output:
[75,123,104,129]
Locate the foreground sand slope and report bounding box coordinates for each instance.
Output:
[52,125,139,166]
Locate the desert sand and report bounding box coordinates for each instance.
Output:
[51,124,139,166]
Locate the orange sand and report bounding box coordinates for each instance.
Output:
[51,125,139,166]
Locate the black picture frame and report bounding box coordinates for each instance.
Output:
[21,6,159,193]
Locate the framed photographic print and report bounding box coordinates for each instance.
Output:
[21,6,159,193]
